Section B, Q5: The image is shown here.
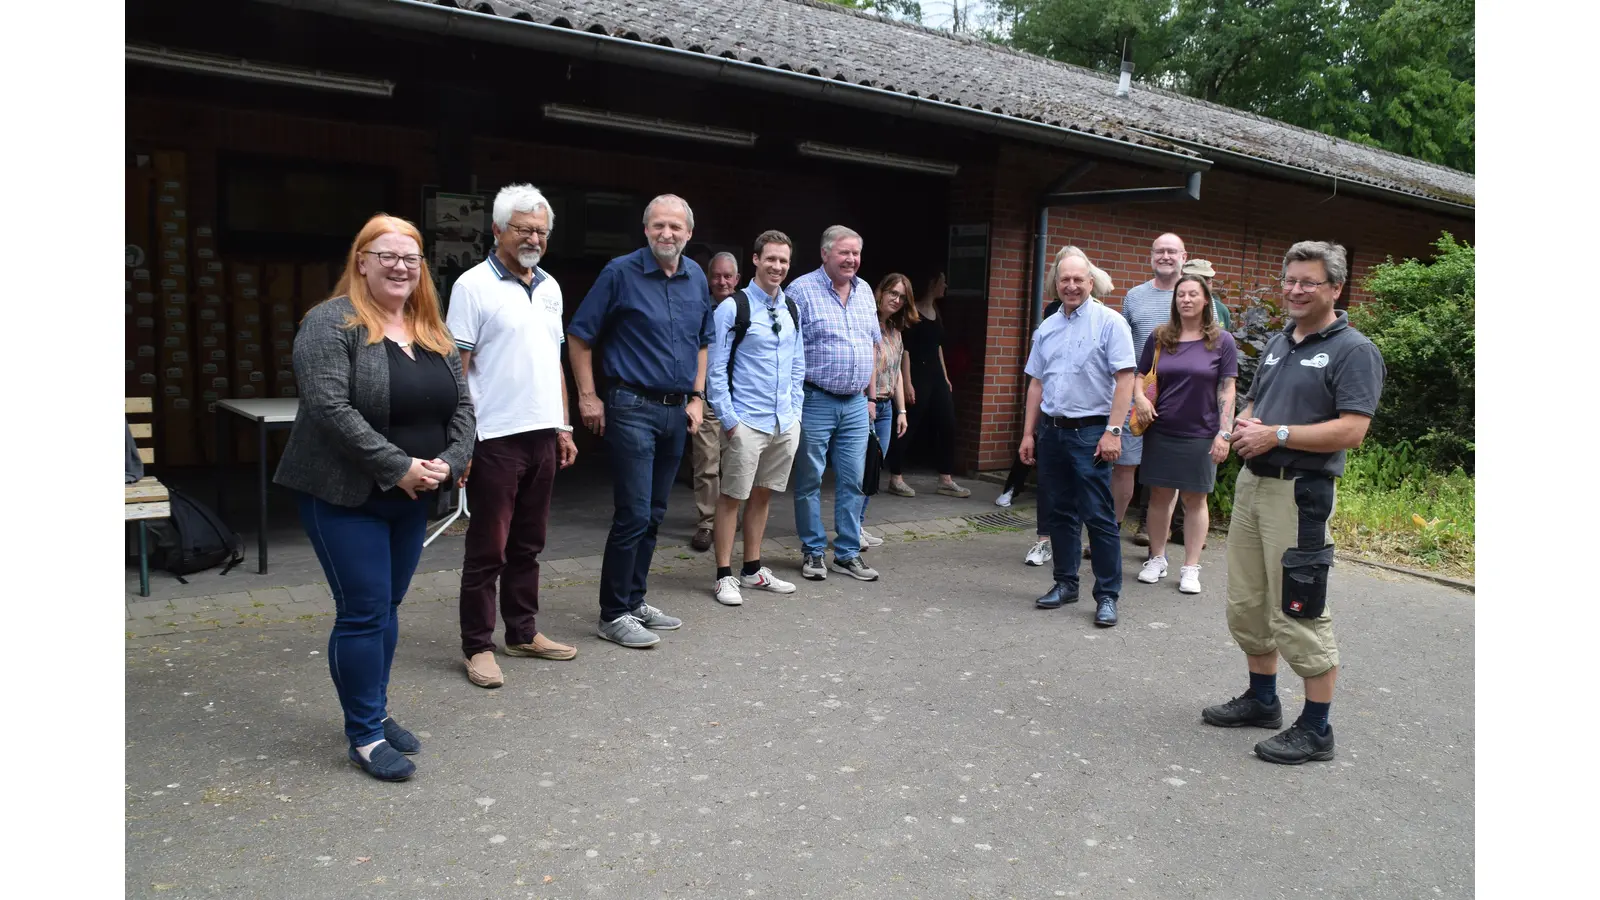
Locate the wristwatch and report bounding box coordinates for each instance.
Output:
[1218,430,1232,442]
[556,424,573,433]
[1105,424,1123,437]
[689,390,705,401]
[1275,425,1290,447]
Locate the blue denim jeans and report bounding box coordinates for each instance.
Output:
[298,491,430,748]
[792,387,870,560]
[863,397,895,521]
[599,385,688,621]
[1036,423,1122,600]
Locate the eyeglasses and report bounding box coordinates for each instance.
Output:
[508,224,551,241]
[365,251,423,269]
[1281,277,1329,291]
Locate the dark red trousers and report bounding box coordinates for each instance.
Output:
[459,429,560,656]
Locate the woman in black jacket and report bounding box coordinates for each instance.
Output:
[274,214,474,782]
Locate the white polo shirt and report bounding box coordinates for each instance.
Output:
[446,253,566,440]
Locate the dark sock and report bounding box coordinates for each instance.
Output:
[741,560,762,577]
[717,566,733,579]
[1299,700,1331,735]
[1249,672,1279,705]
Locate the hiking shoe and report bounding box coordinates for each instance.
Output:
[829,556,880,581]
[690,527,713,552]
[348,741,415,782]
[742,567,796,594]
[1024,539,1052,566]
[1178,565,1202,594]
[801,553,828,581]
[504,633,577,660]
[995,489,1014,508]
[937,482,971,498]
[1201,692,1283,729]
[1137,556,1169,584]
[598,613,660,648]
[886,480,916,498]
[381,717,421,755]
[1255,722,1336,765]
[634,602,682,630]
[1131,530,1151,547]
[861,530,884,548]
[464,651,504,688]
[714,575,744,606]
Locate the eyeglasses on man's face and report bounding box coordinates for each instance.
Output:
[508,224,550,241]
[365,251,423,270]
[1281,277,1329,291]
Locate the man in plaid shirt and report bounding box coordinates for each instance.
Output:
[788,225,883,583]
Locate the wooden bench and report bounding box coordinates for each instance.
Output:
[126,397,170,597]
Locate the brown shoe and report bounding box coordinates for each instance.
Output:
[690,527,713,552]
[464,651,504,688]
[504,633,577,661]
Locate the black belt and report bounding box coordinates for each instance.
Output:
[616,383,690,406]
[804,381,861,401]
[1247,460,1306,480]
[1042,414,1108,429]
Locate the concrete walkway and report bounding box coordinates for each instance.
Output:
[125,522,1474,899]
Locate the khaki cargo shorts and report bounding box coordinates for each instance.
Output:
[719,422,801,500]
[1224,467,1339,678]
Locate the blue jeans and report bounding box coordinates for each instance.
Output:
[1036,423,1122,600]
[599,385,687,621]
[298,491,430,748]
[793,387,870,560]
[863,397,895,521]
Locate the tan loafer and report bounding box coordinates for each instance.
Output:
[465,650,504,688]
[504,633,578,661]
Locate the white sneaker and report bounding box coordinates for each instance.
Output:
[995,489,1014,508]
[713,575,744,606]
[1137,556,1169,584]
[1024,539,1053,566]
[741,566,796,594]
[1178,565,1202,594]
[861,530,885,548]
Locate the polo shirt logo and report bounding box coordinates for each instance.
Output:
[1263,352,1282,366]
[1300,352,1330,369]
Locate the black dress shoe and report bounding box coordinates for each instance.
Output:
[1093,597,1118,626]
[1035,582,1079,609]
[348,742,416,782]
[382,717,421,754]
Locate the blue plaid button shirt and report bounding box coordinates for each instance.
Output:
[786,267,880,395]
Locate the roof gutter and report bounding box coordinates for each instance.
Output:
[254,0,1210,173]
[1135,130,1474,217]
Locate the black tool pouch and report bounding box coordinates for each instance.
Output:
[1281,474,1336,620]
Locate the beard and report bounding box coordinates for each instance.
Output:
[517,247,542,269]
[651,241,682,266]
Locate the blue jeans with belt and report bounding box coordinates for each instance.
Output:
[792,387,870,561]
[599,385,688,621]
[1036,422,1122,600]
[863,397,895,521]
[298,492,430,748]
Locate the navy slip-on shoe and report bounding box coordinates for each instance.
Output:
[382,717,421,755]
[348,742,416,782]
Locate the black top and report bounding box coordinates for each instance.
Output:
[1245,312,1385,477]
[372,339,460,500]
[903,314,946,383]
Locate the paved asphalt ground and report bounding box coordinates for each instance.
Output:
[125,529,1473,899]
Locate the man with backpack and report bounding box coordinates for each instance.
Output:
[704,230,805,605]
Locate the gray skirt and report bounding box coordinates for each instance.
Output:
[1140,431,1218,493]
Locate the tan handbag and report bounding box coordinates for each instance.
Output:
[1130,344,1160,436]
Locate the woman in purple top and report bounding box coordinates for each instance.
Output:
[1130,274,1238,595]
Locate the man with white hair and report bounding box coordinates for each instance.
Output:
[686,252,741,552]
[568,194,711,649]
[449,183,579,689]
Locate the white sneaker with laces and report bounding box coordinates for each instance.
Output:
[1138,556,1169,584]
[995,489,1014,508]
[1178,565,1202,594]
[714,575,744,606]
[741,567,796,594]
[1024,539,1052,566]
[861,530,885,548]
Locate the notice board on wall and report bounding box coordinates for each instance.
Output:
[946,224,989,299]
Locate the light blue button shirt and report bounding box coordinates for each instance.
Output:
[707,281,806,434]
[1024,299,1136,417]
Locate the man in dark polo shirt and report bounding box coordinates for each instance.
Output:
[568,194,714,649]
[1203,240,1385,765]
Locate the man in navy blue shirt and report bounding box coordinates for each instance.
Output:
[568,194,714,649]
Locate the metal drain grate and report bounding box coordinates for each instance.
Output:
[965,511,1033,530]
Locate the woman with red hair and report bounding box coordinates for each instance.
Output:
[274,214,475,781]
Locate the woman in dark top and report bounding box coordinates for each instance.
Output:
[887,272,969,498]
[274,214,474,782]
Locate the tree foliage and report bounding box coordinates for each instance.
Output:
[990,0,1474,171]
[822,0,924,23]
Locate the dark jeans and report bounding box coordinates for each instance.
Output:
[1036,423,1121,600]
[1002,454,1053,536]
[460,429,560,656]
[599,385,687,621]
[298,491,430,748]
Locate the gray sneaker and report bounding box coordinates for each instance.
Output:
[597,614,660,648]
[801,553,828,581]
[633,601,682,631]
[829,556,880,581]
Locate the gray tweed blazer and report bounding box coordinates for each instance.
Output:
[273,296,475,507]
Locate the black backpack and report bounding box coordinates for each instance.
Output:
[726,292,800,390]
[144,488,245,579]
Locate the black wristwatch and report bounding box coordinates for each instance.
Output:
[689,390,705,401]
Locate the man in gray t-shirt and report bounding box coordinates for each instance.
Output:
[1116,232,1189,544]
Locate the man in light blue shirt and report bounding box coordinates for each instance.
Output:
[705,230,806,606]
[1019,253,1137,627]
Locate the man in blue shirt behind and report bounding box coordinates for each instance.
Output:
[568,194,713,649]
[705,230,806,607]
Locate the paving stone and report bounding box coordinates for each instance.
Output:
[569,555,606,571]
[169,596,221,614]
[210,591,260,609]
[287,583,331,604]
[175,620,221,633]
[127,599,173,619]
[547,558,584,574]
[248,588,293,606]
[876,522,906,536]
[126,618,180,638]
